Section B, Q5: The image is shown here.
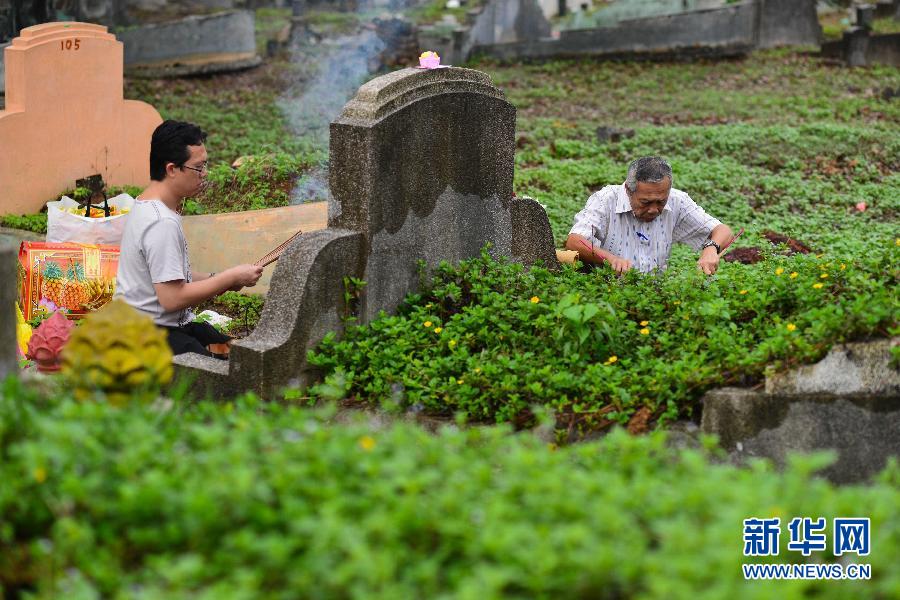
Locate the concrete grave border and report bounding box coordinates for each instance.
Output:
[702,338,900,484]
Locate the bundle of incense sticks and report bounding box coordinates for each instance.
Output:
[254,230,303,267]
[576,239,606,263]
[718,227,745,258]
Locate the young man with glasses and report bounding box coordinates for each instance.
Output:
[116,120,264,357]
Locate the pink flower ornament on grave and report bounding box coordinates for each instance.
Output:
[26,311,75,373]
[419,51,441,69]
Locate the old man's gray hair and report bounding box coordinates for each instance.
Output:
[624,156,673,193]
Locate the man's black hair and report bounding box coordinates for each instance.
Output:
[149,120,207,181]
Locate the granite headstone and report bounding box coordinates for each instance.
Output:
[175,66,558,398]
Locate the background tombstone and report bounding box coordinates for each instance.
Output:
[754,0,821,49]
[118,10,261,78]
[0,22,162,215]
[175,67,558,398]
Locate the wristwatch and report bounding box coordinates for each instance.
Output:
[701,239,721,254]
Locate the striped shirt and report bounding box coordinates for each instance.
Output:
[569,184,721,273]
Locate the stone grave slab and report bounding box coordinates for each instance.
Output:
[701,339,900,484]
[0,22,162,216]
[118,10,261,78]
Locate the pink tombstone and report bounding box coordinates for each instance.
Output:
[0,22,162,215]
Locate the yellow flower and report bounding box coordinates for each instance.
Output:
[840,263,846,271]
[786,323,797,332]
[640,320,649,326]
[434,327,443,334]
[775,267,784,275]
[812,283,824,289]
[425,303,433,308]
[359,436,376,451]
[457,379,464,385]
[605,355,618,364]
[423,321,432,328]
[896,238,900,247]
[530,296,540,304]
[820,273,829,279]
[739,290,748,295]
[474,367,481,374]
[789,272,799,279]
[448,339,457,348]
[673,300,681,305]
[33,467,47,483]
[639,328,650,335]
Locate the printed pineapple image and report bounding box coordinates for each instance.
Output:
[82,277,116,311]
[61,260,90,311]
[40,261,65,306]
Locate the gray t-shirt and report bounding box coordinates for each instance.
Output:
[115,199,194,327]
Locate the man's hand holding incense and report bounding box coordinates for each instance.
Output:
[226,264,264,290]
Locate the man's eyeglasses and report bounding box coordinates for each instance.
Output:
[181,162,208,175]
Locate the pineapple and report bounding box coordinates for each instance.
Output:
[40,261,65,306]
[61,261,90,311]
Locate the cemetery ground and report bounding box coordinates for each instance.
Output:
[2,17,900,597]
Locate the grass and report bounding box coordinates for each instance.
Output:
[407,0,480,26]
[4,380,899,597]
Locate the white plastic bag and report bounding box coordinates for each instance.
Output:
[46,193,135,245]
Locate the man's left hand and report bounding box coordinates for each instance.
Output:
[698,247,720,275]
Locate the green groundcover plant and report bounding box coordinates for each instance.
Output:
[1,378,898,599]
[307,112,898,433]
[309,242,897,433]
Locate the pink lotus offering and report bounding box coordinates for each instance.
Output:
[419,51,440,69]
[26,311,75,373]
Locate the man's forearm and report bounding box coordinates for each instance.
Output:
[565,234,611,265]
[709,224,733,251]
[155,273,235,313]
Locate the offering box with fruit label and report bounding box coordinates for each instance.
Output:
[18,242,119,321]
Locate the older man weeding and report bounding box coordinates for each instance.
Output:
[565,156,733,275]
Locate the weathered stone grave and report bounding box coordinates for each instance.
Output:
[175,66,558,398]
[0,22,162,215]
[118,10,261,77]
[460,0,821,63]
[0,237,16,380]
[820,4,900,67]
[701,339,900,484]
